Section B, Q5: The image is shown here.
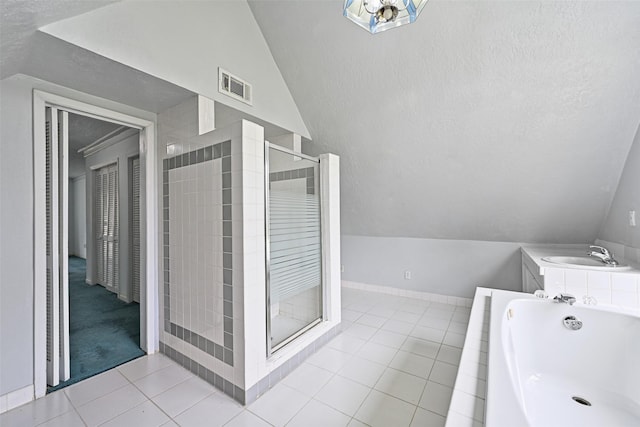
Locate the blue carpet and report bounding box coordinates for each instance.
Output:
[48,257,145,392]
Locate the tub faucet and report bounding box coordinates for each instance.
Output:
[588,245,619,266]
[553,293,576,305]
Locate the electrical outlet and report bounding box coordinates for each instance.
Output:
[404,270,411,280]
[630,210,637,227]
[341,265,345,273]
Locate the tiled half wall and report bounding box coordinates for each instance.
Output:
[163,140,234,365]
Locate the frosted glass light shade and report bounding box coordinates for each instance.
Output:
[343,0,429,34]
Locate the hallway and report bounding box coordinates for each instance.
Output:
[48,257,144,392]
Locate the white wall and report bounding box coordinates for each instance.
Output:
[85,132,139,302]
[0,74,155,398]
[599,121,640,250]
[40,0,310,139]
[69,176,87,258]
[341,236,523,299]
[0,77,37,396]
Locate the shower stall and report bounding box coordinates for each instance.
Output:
[158,108,341,406]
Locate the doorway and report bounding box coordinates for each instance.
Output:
[45,111,146,391]
[33,91,158,399]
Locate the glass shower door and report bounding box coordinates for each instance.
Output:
[266,144,322,353]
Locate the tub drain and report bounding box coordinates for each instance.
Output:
[572,396,591,406]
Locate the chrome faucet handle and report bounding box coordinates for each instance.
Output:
[589,245,610,256]
[553,293,576,305]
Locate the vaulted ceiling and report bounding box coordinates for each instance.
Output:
[249,0,640,243]
[2,1,640,244]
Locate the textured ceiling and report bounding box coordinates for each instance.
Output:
[249,0,640,243]
[0,0,118,78]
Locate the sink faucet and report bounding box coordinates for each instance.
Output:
[587,245,619,266]
[553,293,576,305]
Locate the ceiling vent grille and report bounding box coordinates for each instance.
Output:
[219,68,252,105]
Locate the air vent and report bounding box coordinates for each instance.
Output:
[219,68,253,105]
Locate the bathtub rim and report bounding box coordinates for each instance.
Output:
[486,289,535,427]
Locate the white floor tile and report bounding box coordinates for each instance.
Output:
[223,410,272,427]
[341,309,364,323]
[436,345,462,366]
[418,381,452,416]
[389,351,435,379]
[424,308,454,320]
[100,401,169,427]
[247,384,309,426]
[356,313,387,329]
[118,353,173,382]
[374,368,426,405]
[306,347,352,373]
[442,331,466,348]
[452,311,471,323]
[396,303,426,316]
[369,306,396,318]
[338,356,386,387]
[76,384,147,426]
[1,390,73,427]
[410,407,446,427]
[36,410,85,427]
[347,301,376,313]
[391,311,421,324]
[354,389,416,427]
[370,330,407,349]
[410,326,445,344]
[65,369,129,407]
[355,341,398,366]
[401,337,440,359]
[327,334,367,354]
[151,375,217,417]
[417,316,451,331]
[133,364,193,398]
[315,375,371,416]
[381,319,414,335]
[347,419,369,427]
[282,362,334,397]
[287,399,351,427]
[175,392,244,427]
[429,361,458,387]
[343,323,378,341]
[428,303,456,312]
[447,321,469,335]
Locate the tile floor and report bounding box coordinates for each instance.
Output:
[1,288,470,427]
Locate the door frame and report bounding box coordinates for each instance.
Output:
[33,90,158,398]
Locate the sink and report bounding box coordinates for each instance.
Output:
[541,256,631,271]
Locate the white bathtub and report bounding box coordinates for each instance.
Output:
[486,290,640,427]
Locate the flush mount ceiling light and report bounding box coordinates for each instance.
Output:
[343,0,429,34]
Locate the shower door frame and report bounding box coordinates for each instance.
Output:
[264,141,324,356]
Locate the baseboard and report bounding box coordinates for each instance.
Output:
[341,280,473,307]
[0,384,34,414]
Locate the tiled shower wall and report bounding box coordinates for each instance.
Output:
[157,99,246,403]
[163,141,234,365]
